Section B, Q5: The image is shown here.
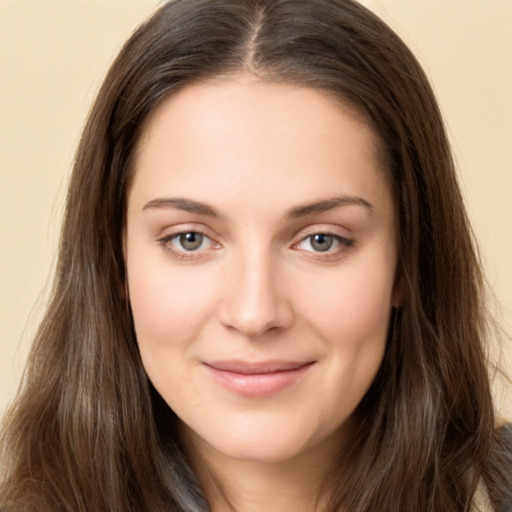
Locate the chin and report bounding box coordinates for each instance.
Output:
[181,411,346,466]
[218,435,308,464]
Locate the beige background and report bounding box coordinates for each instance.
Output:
[1,0,511,420]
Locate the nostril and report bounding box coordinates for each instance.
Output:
[216,253,295,337]
[217,285,294,337]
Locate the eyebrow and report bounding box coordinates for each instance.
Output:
[142,197,223,218]
[142,194,374,219]
[286,195,374,218]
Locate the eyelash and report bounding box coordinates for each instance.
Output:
[157,230,354,261]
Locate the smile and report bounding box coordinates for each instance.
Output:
[202,360,316,398]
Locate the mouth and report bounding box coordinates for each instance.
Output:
[202,360,316,398]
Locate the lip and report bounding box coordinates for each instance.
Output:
[203,360,315,398]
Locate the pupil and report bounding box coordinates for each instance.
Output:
[311,234,333,252]
[180,232,203,250]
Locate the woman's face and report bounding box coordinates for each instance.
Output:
[126,76,398,464]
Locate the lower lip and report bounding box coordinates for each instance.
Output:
[204,363,315,398]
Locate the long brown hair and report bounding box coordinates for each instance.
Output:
[1,1,510,510]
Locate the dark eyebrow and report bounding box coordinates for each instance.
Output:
[286,195,374,219]
[142,195,373,219]
[142,197,222,218]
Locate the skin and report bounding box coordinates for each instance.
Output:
[126,75,398,511]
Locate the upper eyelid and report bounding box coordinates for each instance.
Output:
[160,231,218,248]
[157,224,219,241]
[291,224,352,242]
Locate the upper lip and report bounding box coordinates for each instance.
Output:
[203,360,315,375]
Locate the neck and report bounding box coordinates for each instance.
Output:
[182,429,340,512]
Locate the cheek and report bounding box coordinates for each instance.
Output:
[127,248,218,343]
[125,244,224,406]
[299,262,395,342]
[295,256,394,399]
[126,257,211,404]
[317,290,390,419]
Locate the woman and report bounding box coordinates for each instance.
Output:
[0,0,510,511]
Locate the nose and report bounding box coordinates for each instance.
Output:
[218,248,294,338]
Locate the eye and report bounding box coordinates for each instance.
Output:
[176,232,206,251]
[296,233,353,254]
[158,230,217,258]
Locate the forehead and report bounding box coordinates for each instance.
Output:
[129,76,392,217]
[136,76,378,161]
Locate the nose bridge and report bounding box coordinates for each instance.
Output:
[219,240,292,337]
